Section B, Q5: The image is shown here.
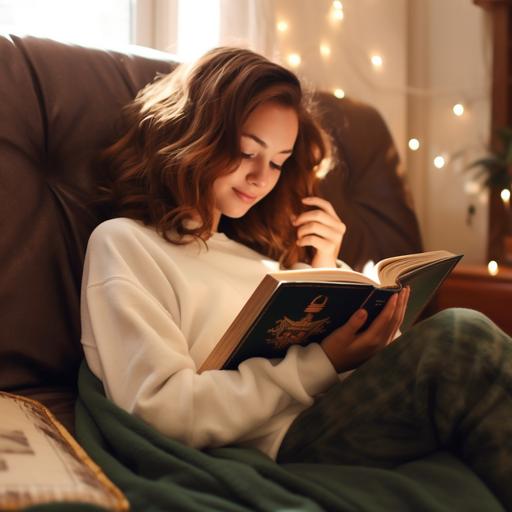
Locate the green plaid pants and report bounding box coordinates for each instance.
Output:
[277,308,512,508]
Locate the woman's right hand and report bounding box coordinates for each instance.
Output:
[320,287,410,373]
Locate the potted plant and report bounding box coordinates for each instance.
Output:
[467,127,512,264]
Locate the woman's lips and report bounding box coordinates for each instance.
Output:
[233,188,257,203]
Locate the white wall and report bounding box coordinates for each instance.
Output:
[407,0,491,263]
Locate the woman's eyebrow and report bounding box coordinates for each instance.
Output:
[241,133,293,154]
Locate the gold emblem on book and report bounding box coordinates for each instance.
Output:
[266,295,331,349]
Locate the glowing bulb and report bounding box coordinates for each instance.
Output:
[433,155,446,169]
[333,88,345,99]
[452,103,465,116]
[320,44,331,58]
[488,260,499,276]
[501,188,511,204]
[408,138,420,151]
[287,53,301,68]
[276,20,288,32]
[370,54,383,68]
[331,9,344,20]
[333,0,343,9]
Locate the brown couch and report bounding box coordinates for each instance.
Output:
[0,34,422,434]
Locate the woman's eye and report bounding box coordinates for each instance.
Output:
[270,162,283,171]
[241,152,254,159]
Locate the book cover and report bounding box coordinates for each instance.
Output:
[222,282,395,370]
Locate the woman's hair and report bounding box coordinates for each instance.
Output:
[98,46,330,267]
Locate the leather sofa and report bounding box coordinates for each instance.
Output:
[0,34,422,437]
[4,33,506,512]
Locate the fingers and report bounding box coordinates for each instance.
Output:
[320,288,410,373]
[364,287,409,344]
[293,197,346,268]
[301,196,337,216]
[293,200,346,233]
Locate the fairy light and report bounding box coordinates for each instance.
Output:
[330,1,344,21]
[452,103,465,116]
[488,260,499,276]
[287,53,301,68]
[333,88,345,99]
[433,155,446,169]
[501,188,511,206]
[276,20,288,33]
[320,43,331,58]
[408,138,420,151]
[370,54,383,69]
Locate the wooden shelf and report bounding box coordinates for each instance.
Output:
[427,263,512,336]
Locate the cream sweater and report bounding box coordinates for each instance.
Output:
[80,218,339,459]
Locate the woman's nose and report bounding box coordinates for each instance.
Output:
[247,160,269,187]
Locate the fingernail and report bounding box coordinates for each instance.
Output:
[356,309,367,319]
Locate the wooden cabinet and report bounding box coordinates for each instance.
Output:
[428,264,512,336]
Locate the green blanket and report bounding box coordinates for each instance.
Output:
[29,363,504,511]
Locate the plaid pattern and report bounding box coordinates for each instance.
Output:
[277,308,512,509]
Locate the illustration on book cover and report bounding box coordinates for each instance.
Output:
[266,295,331,349]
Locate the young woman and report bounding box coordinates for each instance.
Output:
[80,47,512,507]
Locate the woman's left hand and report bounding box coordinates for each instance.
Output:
[292,196,346,268]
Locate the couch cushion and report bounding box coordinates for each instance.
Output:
[0,35,174,408]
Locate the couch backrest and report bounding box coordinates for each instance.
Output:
[0,35,421,406]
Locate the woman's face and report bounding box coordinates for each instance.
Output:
[212,100,299,229]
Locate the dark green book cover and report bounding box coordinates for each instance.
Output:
[222,282,396,370]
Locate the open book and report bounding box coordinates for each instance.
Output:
[199,250,462,372]
[0,391,128,510]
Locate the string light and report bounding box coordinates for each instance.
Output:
[488,260,499,276]
[287,53,301,68]
[452,103,465,116]
[330,1,344,22]
[276,20,288,33]
[370,54,383,69]
[433,155,446,169]
[320,43,331,58]
[501,188,511,206]
[408,138,420,151]
[272,3,487,264]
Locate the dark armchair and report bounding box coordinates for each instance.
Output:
[4,34,499,512]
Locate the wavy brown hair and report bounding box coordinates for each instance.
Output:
[98,46,330,267]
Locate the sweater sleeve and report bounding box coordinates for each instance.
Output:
[81,275,339,449]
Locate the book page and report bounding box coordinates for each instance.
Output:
[0,392,128,510]
[375,250,456,287]
[269,267,379,286]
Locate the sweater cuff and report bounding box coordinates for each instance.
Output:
[295,343,339,396]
